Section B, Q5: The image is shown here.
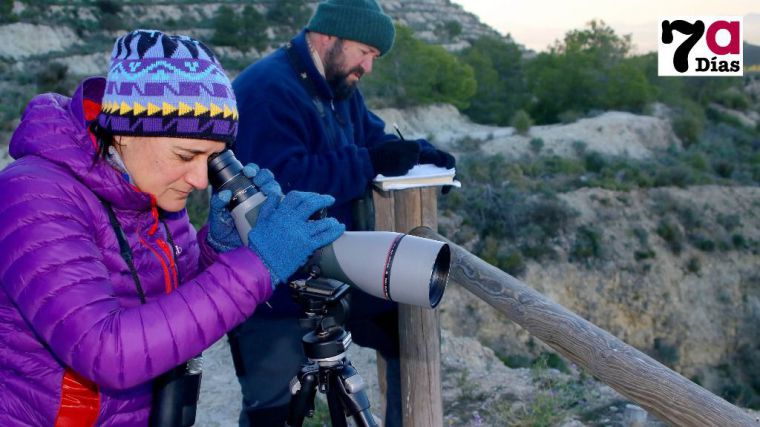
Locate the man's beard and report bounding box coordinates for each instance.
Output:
[324,40,364,101]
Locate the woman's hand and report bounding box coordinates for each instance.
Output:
[246,191,345,287]
[206,163,279,252]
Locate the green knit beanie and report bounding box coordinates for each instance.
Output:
[306,0,396,56]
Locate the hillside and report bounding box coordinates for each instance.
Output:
[746,42,760,66]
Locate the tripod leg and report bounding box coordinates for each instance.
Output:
[286,364,319,427]
[329,362,378,427]
[326,385,349,427]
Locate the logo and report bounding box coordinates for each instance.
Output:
[658,16,743,76]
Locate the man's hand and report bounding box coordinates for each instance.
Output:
[368,139,420,176]
[419,148,456,169]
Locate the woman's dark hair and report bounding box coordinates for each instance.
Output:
[89,121,116,161]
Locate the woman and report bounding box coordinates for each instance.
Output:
[0,30,344,426]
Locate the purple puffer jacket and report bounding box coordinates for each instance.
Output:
[0,78,273,426]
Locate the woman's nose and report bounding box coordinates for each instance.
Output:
[187,161,210,190]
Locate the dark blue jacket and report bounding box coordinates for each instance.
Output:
[234,30,432,230]
[233,31,428,318]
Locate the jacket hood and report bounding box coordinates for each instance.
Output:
[8,77,152,211]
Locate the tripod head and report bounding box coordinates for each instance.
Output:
[289,277,353,362]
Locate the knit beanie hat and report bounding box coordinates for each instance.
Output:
[306,0,395,56]
[98,30,237,145]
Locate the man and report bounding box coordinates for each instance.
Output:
[231,0,456,425]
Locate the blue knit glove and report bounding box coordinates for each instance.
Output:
[250,168,282,201]
[207,164,283,253]
[247,191,345,287]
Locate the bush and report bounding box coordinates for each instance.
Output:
[434,20,462,41]
[732,233,747,249]
[656,220,684,254]
[511,109,533,135]
[499,251,526,277]
[266,0,310,29]
[712,160,735,178]
[671,101,705,147]
[653,337,680,366]
[0,0,15,22]
[212,5,268,52]
[570,225,603,263]
[35,62,70,94]
[529,138,544,155]
[583,151,606,173]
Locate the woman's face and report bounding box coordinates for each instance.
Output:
[116,136,226,212]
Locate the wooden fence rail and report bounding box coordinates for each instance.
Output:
[411,226,759,427]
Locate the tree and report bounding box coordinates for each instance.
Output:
[362,25,476,109]
[525,20,654,123]
[459,36,529,125]
[240,5,268,52]
[212,5,268,52]
[266,0,310,29]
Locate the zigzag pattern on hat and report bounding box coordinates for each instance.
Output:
[101,100,239,120]
[98,114,238,138]
[104,81,233,99]
[107,60,230,83]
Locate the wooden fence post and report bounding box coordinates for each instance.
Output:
[373,187,443,427]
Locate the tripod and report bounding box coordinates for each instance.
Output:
[286,278,379,427]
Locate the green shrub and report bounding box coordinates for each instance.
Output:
[671,102,705,147]
[571,140,587,156]
[656,220,684,253]
[691,234,716,252]
[653,337,680,366]
[434,20,462,40]
[634,249,656,260]
[511,109,533,135]
[499,251,526,277]
[529,137,544,154]
[713,160,735,178]
[266,0,310,29]
[455,136,483,152]
[212,5,268,52]
[583,151,606,173]
[558,110,582,124]
[499,353,532,368]
[0,0,15,22]
[715,89,751,110]
[35,62,71,94]
[653,164,696,187]
[570,225,603,263]
[732,233,747,249]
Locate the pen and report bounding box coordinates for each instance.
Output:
[393,123,405,142]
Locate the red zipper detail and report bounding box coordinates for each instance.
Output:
[157,238,179,291]
[139,235,173,295]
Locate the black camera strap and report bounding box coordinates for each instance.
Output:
[102,200,146,304]
[100,200,180,303]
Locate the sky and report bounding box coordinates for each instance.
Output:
[449,0,760,54]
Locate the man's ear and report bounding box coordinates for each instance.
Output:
[309,32,333,50]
